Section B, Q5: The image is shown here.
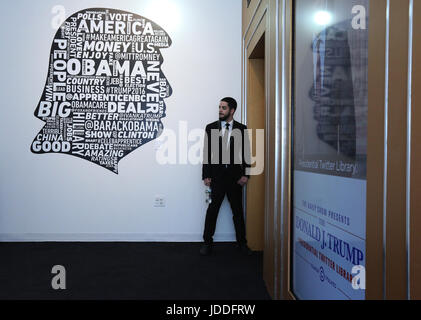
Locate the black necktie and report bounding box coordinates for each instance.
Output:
[222,122,230,149]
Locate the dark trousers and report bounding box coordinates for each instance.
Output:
[203,173,247,245]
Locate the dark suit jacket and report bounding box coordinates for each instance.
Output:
[202,120,251,181]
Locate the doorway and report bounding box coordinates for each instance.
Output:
[246,33,265,251]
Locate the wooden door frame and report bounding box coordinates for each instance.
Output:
[243,0,415,300]
[409,0,420,300]
[242,0,280,298]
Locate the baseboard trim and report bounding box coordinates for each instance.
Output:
[0,233,236,242]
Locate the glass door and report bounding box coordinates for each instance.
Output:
[291,0,369,300]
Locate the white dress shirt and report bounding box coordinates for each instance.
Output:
[220,120,233,148]
[220,120,233,168]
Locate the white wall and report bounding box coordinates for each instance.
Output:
[0,0,242,241]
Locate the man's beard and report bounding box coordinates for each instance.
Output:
[219,113,230,121]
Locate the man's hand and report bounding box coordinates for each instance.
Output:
[237,176,248,187]
[204,178,212,187]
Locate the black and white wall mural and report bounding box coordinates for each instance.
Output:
[30,8,172,173]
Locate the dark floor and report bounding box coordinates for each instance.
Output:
[0,242,271,300]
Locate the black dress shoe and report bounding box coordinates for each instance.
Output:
[200,244,212,256]
[238,244,253,256]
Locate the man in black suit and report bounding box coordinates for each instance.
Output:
[200,97,252,256]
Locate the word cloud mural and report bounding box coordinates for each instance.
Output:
[31,8,172,173]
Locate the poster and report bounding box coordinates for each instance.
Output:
[30,8,173,174]
[292,0,369,300]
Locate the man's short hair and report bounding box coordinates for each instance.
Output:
[221,97,237,111]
